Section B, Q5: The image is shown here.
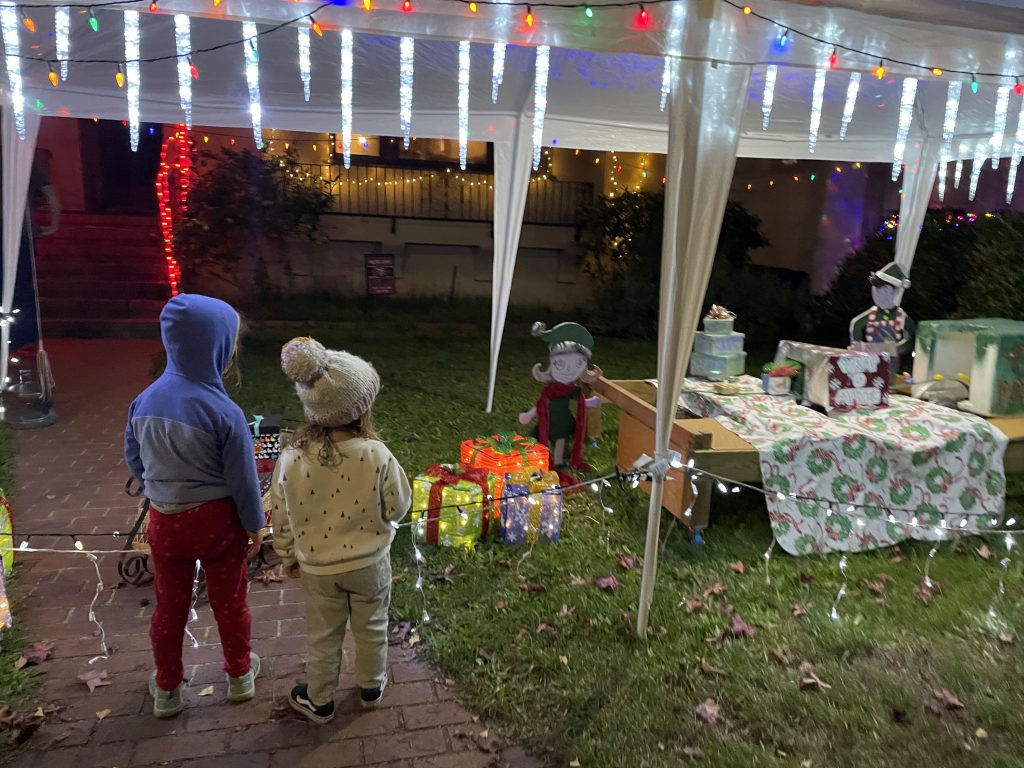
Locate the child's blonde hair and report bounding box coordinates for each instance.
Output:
[290,407,380,467]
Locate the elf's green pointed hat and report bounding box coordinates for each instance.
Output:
[532,321,594,358]
[869,261,911,289]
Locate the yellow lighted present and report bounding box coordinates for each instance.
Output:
[411,466,494,549]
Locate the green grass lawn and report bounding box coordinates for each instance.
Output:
[234,314,1024,768]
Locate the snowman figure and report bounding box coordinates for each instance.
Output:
[849,261,916,372]
[519,322,602,472]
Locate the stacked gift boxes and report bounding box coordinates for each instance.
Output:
[0,493,13,629]
[460,434,550,508]
[501,470,563,545]
[411,465,493,549]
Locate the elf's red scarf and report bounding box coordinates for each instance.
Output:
[536,382,589,472]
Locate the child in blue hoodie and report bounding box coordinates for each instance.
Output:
[125,294,265,718]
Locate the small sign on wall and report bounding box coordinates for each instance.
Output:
[365,254,395,295]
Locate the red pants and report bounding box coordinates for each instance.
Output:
[148,498,252,691]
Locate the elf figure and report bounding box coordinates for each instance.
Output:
[519,322,602,472]
[849,261,916,371]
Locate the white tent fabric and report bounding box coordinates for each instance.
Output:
[487,111,533,413]
[1,105,40,395]
[634,7,751,637]
[895,137,943,278]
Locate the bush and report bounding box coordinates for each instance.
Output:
[956,213,1024,319]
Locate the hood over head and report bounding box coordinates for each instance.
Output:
[160,294,239,385]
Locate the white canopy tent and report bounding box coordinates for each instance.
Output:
[3,0,1023,632]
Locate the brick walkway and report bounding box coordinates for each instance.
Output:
[6,340,540,768]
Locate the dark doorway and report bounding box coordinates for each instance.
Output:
[79,119,162,214]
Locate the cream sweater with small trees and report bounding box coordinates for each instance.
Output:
[271,437,412,575]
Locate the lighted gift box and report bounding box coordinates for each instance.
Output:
[460,434,549,508]
[500,470,562,545]
[0,568,10,631]
[411,464,494,549]
[0,493,13,576]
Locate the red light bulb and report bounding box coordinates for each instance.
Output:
[402,0,413,13]
[638,5,650,26]
[1016,79,1023,96]
[149,1,158,12]
[829,48,838,69]
[190,62,199,80]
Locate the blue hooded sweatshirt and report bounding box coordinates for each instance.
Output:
[124,294,265,532]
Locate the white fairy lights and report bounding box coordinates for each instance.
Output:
[400,37,415,149]
[891,78,918,181]
[937,81,962,202]
[969,142,987,200]
[174,14,193,129]
[990,86,1010,168]
[242,21,263,149]
[532,45,550,171]
[0,2,25,139]
[340,28,353,169]
[491,42,506,103]
[761,64,778,130]
[125,10,141,152]
[458,40,470,170]
[830,555,849,621]
[55,6,70,80]
[660,2,685,112]
[298,24,311,102]
[1007,96,1024,203]
[839,72,860,140]
[808,67,826,152]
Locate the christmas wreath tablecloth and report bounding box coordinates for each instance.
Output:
[670,376,1009,555]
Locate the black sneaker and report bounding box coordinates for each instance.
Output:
[289,683,336,724]
[360,677,387,709]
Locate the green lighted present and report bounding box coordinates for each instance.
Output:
[411,464,494,549]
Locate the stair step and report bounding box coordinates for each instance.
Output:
[37,279,171,300]
[36,261,170,282]
[42,318,161,339]
[39,297,165,320]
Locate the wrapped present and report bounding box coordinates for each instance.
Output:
[460,434,549,505]
[0,493,13,576]
[411,464,494,549]
[776,340,889,412]
[501,471,563,545]
[0,568,10,631]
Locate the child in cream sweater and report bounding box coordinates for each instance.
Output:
[272,337,411,723]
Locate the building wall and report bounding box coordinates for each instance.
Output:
[35,118,87,211]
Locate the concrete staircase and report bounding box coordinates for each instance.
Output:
[33,212,170,338]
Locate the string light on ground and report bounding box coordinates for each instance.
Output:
[0,3,25,139]
[458,40,470,170]
[298,23,311,102]
[990,86,1010,168]
[761,64,777,130]
[125,10,141,152]
[243,21,263,148]
[340,28,353,168]
[399,37,415,148]
[532,45,550,171]
[891,77,917,181]
[174,15,193,128]
[829,555,849,620]
[55,5,70,80]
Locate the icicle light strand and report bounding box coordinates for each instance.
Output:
[0,3,24,139]
[125,10,141,152]
[491,41,506,103]
[532,44,550,171]
[991,85,1010,168]
[340,28,353,169]
[298,24,311,102]
[660,2,685,112]
[954,157,964,189]
[808,67,826,152]
[399,36,414,149]
[969,142,987,200]
[55,5,70,80]
[891,77,918,181]
[458,40,470,170]
[242,21,263,148]
[840,71,860,140]
[174,14,192,128]
[761,64,777,130]
[1007,97,1024,203]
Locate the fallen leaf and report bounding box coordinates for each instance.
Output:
[407,631,421,648]
[258,569,282,586]
[791,602,808,618]
[890,547,906,564]
[703,581,728,598]
[798,572,813,586]
[915,578,942,606]
[863,578,888,603]
[682,598,704,614]
[496,559,513,570]
[16,641,54,669]
[33,708,44,719]
[45,494,56,501]
[617,554,641,570]
[536,622,556,635]
[801,761,812,768]
[395,622,412,643]
[682,746,704,760]
[586,618,600,629]
[595,574,621,592]
[798,661,832,691]
[728,561,747,575]
[891,708,909,725]
[976,728,989,739]
[559,655,569,666]
[430,564,458,584]
[95,709,111,721]
[569,760,581,768]
[477,649,493,664]
[998,632,1015,646]
[700,657,724,676]
[620,611,634,637]
[478,729,489,740]
[198,685,215,696]
[654,626,669,638]
[494,600,506,613]
[729,613,757,638]
[516,628,528,640]
[695,698,720,725]
[77,669,111,693]
[518,583,547,594]
[933,689,965,710]
[878,573,895,583]
[558,604,575,618]
[569,575,588,587]
[402,432,420,442]
[977,544,994,561]
[770,648,791,666]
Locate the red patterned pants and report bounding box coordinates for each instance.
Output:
[148,498,252,691]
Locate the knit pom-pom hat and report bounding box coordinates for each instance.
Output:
[281,337,381,427]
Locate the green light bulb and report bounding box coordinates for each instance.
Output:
[88,12,98,32]
[585,6,593,17]
[971,76,979,94]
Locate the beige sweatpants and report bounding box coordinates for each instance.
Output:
[300,557,391,706]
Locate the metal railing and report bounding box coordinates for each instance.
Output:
[289,163,593,226]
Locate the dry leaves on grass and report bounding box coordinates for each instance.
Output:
[558,604,576,618]
[258,569,282,586]
[977,544,994,561]
[890,547,906,564]
[791,602,808,618]
[617,554,642,571]
[477,648,493,664]
[863,578,889,603]
[798,572,813,586]
[516,628,528,641]
[519,583,547,594]
[493,600,506,613]
[798,661,832,691]
[915,578,942,606]
[700,658,724,676]
[695,698,720,725]
[595,574,621,592]
[728,561,747,575]
[77,669,111,693]
[703,581,728,598]
[430,564,459,584]
[95,709,111,721]
[14,641,54,670]
[569,575,588,587]
[198,685,215,696]
[711,613,757,646]
[402,432,420,442]
[770,648,792,666]
[681,598,704,614]
[536,622,557,635]
[932,689,965,711]
[998,632,1015,646]
[682,746,705,761]
[0,707,45,746]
